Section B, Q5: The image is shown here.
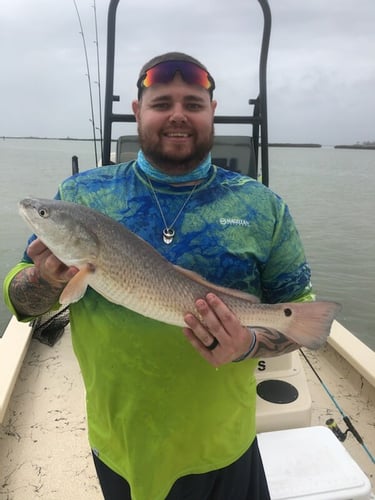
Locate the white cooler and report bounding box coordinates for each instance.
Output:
[258,426,372,500]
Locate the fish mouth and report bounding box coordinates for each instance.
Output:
[19,197,38,210]
[18,198,32,220]
[18,197,39,221]
[18,197,48,231]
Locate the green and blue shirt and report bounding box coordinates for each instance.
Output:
[4,161,313,500]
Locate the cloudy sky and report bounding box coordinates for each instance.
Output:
[1,0,374,145]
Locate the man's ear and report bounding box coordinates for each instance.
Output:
[132,100,140,121]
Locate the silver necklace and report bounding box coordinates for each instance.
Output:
[147,177,198,244]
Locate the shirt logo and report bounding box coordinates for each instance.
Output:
[220,218,250,227]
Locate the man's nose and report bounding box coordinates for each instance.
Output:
[168,104,187,123]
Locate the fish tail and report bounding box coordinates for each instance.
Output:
[279,301,341,349]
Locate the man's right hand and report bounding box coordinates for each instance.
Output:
[8,239,79,317]
[27,239,78,286]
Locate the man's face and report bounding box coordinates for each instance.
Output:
[132,74,217,175]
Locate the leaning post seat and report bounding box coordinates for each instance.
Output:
[255,352,312,432]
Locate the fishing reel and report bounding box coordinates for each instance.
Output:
[326,417,363,444]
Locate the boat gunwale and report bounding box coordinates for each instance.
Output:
[328,320,375,388]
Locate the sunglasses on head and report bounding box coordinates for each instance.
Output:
[137,60,215,97]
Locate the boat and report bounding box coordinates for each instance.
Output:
[1,1,374,498]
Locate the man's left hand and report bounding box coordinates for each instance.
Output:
[183,293,254,366]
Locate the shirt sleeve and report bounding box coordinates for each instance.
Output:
[3,262,36,322]
[260,201,314,304]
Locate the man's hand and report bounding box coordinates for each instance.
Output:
[183,293,255,367]
[27,239,78,286]
[9,239,78,317]
[183,293,299,366]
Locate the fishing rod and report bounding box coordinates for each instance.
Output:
[92,0,103,161]
[300,348,375,464]
[73,0,99,166]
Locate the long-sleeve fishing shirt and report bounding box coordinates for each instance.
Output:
[4,161,314,500]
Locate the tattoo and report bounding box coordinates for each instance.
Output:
[9,267,65,317]
[251,327,299,358]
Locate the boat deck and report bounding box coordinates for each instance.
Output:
[0,329,101,499]
[304,343,375,489]
[0,327,374,499]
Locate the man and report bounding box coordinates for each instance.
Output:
[4,52,314,499]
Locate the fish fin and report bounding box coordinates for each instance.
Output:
[59,265,95,305]
[276,301,341,349]
[173,264,260,303]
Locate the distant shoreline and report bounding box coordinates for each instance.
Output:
[2,136,375,150]
[3,136,322,146]
[1,136,114,142]
[1,137,323,147]
[268,143,321,148]
[334,144,375,150]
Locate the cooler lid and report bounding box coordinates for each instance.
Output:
[258,426,371,500]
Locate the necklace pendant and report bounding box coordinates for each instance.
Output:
[163,228,175,244]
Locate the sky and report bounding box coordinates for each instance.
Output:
[1,0,374,146]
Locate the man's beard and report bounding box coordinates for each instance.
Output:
[137,124,215,175]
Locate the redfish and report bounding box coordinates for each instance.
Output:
[19,198,340,349]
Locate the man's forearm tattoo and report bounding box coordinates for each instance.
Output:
[9,267,64,317]
[251,327,299,358]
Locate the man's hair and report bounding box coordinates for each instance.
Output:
[137,52,213,99]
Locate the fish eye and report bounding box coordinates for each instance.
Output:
[283,307,292,317]
[38,207,49,218]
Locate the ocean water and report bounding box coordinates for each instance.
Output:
[1,139,374,350]
[269,146,375,350]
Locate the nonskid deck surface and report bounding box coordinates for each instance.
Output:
[0,330,102,499]
[303,344,375,488]
[0,328,374,499]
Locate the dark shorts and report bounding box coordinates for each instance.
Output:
[92,438,270,500]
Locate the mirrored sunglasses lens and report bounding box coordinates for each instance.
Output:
[183,64,211,89]
[142,62,211,89]
[143,65,172,87]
